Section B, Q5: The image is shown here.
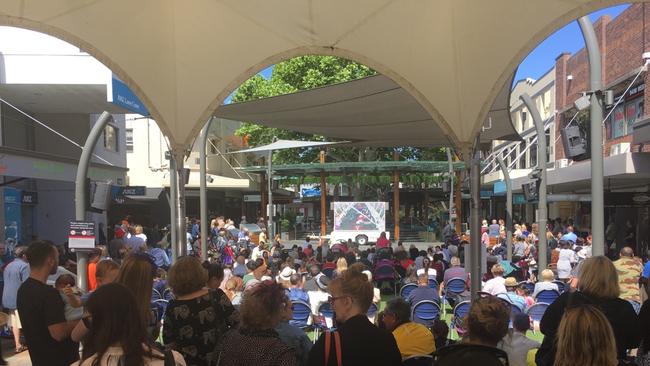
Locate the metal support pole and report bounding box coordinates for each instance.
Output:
[497,157,513,261]
[169,158,178,262]
[75,111,111,292]
[199,117,215,261]
[320,151,327,236]
[469,142,482,300]
[521,93,548,271]
[578,16,605,255]
[393,151,400,241]
[267,150,274,240]
[447,148,454,227]
[171,149,188,258]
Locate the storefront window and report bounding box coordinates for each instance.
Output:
[608,97,643,139]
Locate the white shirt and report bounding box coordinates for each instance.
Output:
[72,346,186,366]
[498,331,540,366]
[416,268,437,278]
[482,276,506,295]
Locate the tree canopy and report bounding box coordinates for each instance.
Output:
[231,55,448,198]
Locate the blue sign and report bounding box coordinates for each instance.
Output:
[513,194,526,205]
[4,187,21,244]
[110,74,149,115]
[494,181,506,195]
[301,187,321,198]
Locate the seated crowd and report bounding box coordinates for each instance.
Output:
[5,215,650,366]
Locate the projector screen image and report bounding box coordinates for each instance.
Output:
[333,202,385,231]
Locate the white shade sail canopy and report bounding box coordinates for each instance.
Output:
[0,0,632,149]
[229,139,346,154]
[215,74,520,147]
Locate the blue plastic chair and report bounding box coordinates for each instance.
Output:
[535,289,560,304]
[428,278,439,291]
[322,268,334,279]
[290,300,312,329]
[451,300,471,338]
[367,302,379,322]
[400,283,418,299]
[552,280,566,293]
[519,281,535,295]
[411,300,441,327]
[151,288,162,302]
[318,302,335,329]
[442,277,466,316]
[162,288,174,301]
[151,299,168,322]
[526,302,549,333]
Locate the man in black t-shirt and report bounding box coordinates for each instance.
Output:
[17,241,79,366]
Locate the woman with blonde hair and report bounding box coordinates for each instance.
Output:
[553,305,617,366]
[333,256,348,278]
[536,256,640,366]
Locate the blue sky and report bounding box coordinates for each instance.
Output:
[514,3,630,82]
[226,4,630,103]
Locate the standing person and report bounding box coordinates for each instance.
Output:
[536,256,640,366]
[488,219,500,239]
[17,241,79,366]
[2,245,29,354]
[556,241,576,281]
[218,281,299,366]
[73,283,186,366]
[552,305,617,366]
[613,246,644,314]
[307,267,402,366]
[163,256,239,366]
[376,232,390,249]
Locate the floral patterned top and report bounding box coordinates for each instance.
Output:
[163,289,239,366]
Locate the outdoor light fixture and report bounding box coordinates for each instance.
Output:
[206,175,214,183]
[574,94,591,111]
[567,75,573,80]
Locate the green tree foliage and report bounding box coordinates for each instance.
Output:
[231,55,447,197]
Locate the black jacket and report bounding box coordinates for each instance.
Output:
[536,291,640,366]
[307,314,401,366]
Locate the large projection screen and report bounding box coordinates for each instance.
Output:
[333,202,386,232]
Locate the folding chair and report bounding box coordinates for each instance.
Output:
[151,288,162,302]
[451,301,471,339]
[411,300,441,327]
[367,302,379,323]
[535,289,560,304]
[519,281,535,295]
[428,278,439,291]
[400,283,418,299]
[442,277,466,316]
[289,300,312,329]
[552,280,566,293]
[322,268,334,279]
[162,288,174,301]
[526,303,549,333]
[317,302,335,329]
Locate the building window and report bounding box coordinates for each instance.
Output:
[104,124,118,152]
[125,128,134,153]
[518,141,527,169]
[608,97,644,139]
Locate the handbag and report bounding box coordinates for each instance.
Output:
[324,330,342,366]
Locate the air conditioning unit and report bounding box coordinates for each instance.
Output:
[610,142,631,156]
[555,158,570,169]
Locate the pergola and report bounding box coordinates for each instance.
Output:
[0,0,632,296]
[239,160,467,239]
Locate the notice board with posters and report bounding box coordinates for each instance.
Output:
[69,221,95,250]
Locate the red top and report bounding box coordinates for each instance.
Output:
[376,237,390,248]
[88,262,98,291]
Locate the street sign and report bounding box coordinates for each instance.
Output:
[69,221,95,250]
[244,195,261,202]
[107,74,149,115]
